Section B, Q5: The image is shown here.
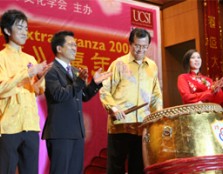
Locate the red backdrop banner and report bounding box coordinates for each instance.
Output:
[0,1,161,173]
[203,0,223,80]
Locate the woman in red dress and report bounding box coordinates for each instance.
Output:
[177,49,223,106]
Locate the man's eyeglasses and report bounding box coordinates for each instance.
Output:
[65,42,77,48]
[132,44,148,50]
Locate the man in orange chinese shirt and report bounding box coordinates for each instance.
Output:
[0,9,51,174]
[100,28,163,174]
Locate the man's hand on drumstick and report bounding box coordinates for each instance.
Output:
[109,106,126,120]
[108,103,148,121]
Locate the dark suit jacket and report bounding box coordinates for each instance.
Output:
[42,60,102,139]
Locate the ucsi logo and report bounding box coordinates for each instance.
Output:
[131,8,153,29]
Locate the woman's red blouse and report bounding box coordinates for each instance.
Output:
[177,72,223,106]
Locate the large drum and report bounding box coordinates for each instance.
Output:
[141,103,223,174]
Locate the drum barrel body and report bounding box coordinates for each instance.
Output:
[142,103,223,173]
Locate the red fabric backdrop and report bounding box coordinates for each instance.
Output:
[0,1,161,173]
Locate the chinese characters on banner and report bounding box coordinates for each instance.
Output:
[16,0,93,14]
[203,0,223,80]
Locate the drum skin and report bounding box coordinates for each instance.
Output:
[142,103,223,173]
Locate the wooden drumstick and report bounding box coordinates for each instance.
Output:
[124,102,148,115]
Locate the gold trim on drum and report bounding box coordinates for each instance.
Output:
[142,103,223,126]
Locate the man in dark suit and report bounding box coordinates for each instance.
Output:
[42,31,111,174]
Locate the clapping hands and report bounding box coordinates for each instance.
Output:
[93,68,112,84]
[212,77,223,93]
[78,68,89,82]
[28,61,52,79]
[219,77,223,87]
[77,67,111,84]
